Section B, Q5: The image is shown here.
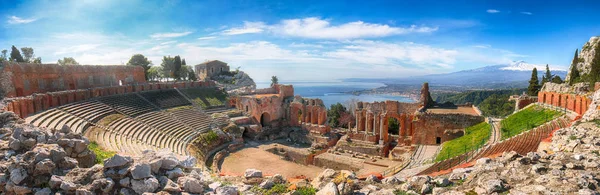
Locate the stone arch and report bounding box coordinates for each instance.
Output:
[387,117,400,135]
[260,112,271,127]
[289,102,304,126]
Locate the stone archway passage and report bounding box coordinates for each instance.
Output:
[260,112,271,127]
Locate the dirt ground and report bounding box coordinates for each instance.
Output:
[220,144,325,179]
[428,107,479,116]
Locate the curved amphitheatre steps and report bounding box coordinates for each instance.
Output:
[418,116,570,175]
[25,87,223,157]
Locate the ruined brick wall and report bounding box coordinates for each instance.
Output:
[515,96,537,111]
[289,96,329,134]
[2,81,215,118]
[537,91,592,116]
[2,62,145,97]
[412,113,484,145]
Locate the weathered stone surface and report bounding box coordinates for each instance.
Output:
[178,176,204,193]
[131,177,160,194]
[316,182,339,195]
[130,163,152,179]
[244,169,263,178]
[216,186,238,195]
[104,154,132,168]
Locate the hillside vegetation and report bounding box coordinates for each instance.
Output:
[500,105,563,140]
[433,88,525,105]
[436,122,491,161]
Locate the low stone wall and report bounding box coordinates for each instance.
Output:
[314,153,363,171]
[1,81,215,118]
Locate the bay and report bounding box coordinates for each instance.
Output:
[256,81,415,108]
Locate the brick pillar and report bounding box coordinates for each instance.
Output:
[13,100,22,118]
[19,99,28,118]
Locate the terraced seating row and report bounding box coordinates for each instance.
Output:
[136,111,198,143]
[418,117,570,175]
[27,108,90,134]
[105,117,188,155]
[140,89,191,109]
[98,94,157,117]
[170,108,212,133]
[59,100,116,123]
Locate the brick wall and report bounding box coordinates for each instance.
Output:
[2,81,215,118]
[537,91,591,116]
[2,62,146,97]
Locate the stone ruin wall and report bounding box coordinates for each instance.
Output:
[537,91,592,116]
[2,81,216,118]
[234,85,295,129]
[1,62,146,98]
[290,97,329,135]
[353,100,420,145]
[411,113,485,145]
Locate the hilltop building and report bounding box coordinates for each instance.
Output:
[195,60,230,80]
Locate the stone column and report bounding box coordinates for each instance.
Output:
[379,115,385,144]
[355,110,359,132]
[372,113,377,135]
[364,112,369,134]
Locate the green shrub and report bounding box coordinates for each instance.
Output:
[294,187,317,195]
[394,190,409,195]
[252,184,289,195]
[436,122,490,161]
[88,141,116,164]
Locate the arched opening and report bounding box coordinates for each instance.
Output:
[558,95,562,107]
[298,109,303,124]
[260,112,271,127]
[387,117,399,135]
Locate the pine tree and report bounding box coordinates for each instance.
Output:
[569,49,581,85]
[9,45,24,62]
[590,43,600,87]
[527,68,540,96]
[182,59,186,65]
[173,56,182,80]
[542,64,552,84]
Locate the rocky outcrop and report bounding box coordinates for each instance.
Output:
[541,82,591,94]
[214,71,256,94]
[566,36,600,82]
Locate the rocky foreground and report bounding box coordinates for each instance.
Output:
[1,104,600,194]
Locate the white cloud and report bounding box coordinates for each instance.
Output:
[472,44,491,49]
[325,40,457,68]
[487,9,500,13]
[160,41,177,45]
[273,18,437,39]
[54,44,102,55]
[221,17,438,39]
[150,31,193,39]
[7,16,37,24]
[222,22,266,35]
[289,42,324,48]
[520,12,533,15]
[198,36,217,40]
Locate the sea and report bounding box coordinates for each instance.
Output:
[256,81,415,108]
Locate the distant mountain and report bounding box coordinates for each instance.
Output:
[344,61,567,89]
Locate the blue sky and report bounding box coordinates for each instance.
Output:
[1,0,599,82]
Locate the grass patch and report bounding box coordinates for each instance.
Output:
[251,184,289,195]
[166,105,194,112]
[436,122,491,161]
[394,190,410,195]
[181,87,228,109]
[98,114,124,127]
[500,105,563,140]
[88,141,116,165]
[293,187,317,195]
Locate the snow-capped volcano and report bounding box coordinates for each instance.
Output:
[500,61,566,71]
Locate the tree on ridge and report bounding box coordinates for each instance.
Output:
[527,68,541,96]
[127,54,152,81]
[9,45,24,62]
[271,76,278,87]
[58,57,79,66]
[569,49,580,85]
